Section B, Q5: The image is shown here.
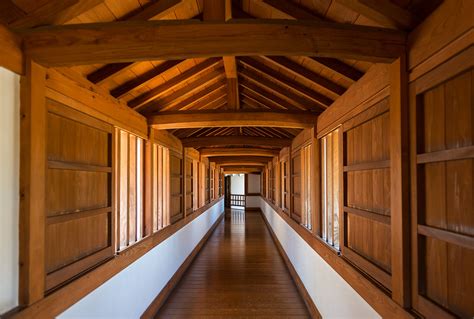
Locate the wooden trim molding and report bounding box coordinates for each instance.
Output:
[141,212,225,318]
[260,196,413,319]
[0,24,23,75]
[10,197,224,319]
[260,209,322,319]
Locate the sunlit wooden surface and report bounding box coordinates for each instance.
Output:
[155,209,310,318]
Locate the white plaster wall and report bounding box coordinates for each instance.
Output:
[59,199,224,319]
[0,67,20,314]
[230,174,244,195]
[245,196,260,208]
[260,197,381,319]
[247,174,260,194]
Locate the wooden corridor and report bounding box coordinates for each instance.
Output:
[155,209,311,318]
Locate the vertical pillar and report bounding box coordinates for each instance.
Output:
[19,58,46,305]
[390,55,411,307]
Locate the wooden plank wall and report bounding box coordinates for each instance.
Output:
[261,1,473,318]
[17,61,224,314]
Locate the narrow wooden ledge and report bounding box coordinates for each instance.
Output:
[10,197,224,319]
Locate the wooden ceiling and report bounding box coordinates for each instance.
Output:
[1,0,439,167]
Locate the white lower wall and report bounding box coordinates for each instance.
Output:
[260,197,380,319]
[245,195,260,208]
[59,199,224,319]
[0,67,20,314]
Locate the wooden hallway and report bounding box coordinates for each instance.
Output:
[155,209,311,318]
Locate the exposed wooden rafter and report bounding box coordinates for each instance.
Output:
[181,136,292,148]
[239,78,300,111]
[258,0,364,82]
[9,0,104,29]
[263,56,347,96]
[129,58,221,109]
[240,57,333,106]
[20,20,407,66]
[149,111,317,129]
[110,60,183,98]
[239,66,325,112]
[335,0,419,30]
[86,0,185,84]
[142,67,225,113]
[204,0,239,110]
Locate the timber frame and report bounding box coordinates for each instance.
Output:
[0,0,472,318]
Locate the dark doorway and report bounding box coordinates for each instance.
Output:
[224,175,231,208]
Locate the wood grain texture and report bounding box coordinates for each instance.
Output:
[20,20,406,66]
[149,111,317,129]
[12,198,224,319]
[19,59,46,305]
[141,212,225,319]
[0,23,23,74]
[155,210,311,318]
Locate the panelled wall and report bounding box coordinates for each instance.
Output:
[261,2,473,317]
[17,65,225,316]
[409,53,473,318]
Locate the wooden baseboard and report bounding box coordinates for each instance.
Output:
[141,212,224,318]
[245,207,260,212]
[260,209,322,319]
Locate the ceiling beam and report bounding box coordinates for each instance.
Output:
[180,136,291,148]
[200,148,279,157]
[20,20,406,66]
[240,88,282,111]
[335,0,418,30]
[263,56,346,96]
[10,0,104,29]
[204,0,240,110]
[222,167,263,174]
[149,111,316,129]
[217,162,266,166]
[239,57,333,107]
[129,57,221,109]
[210,156,271,163]
[258,0,364,82]
[86,0,185,84]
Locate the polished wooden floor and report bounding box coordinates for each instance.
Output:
[155,209,310,318]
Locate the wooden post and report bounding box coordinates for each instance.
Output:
[275,156,280,207]
[19,58,46,305]
[144,129,154,236]
[390,55,411,307]
[311,126,321,236]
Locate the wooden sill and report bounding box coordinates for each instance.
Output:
[9,197,224,319]
[260,196,414,319]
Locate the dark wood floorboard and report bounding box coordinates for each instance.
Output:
[155,209,310,319]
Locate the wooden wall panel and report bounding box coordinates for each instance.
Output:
[46,170,109,214]
[45,99,114,291]
[342,101,392,289]
[291,152,302,222]
[410,59,473,317]
[170,152,183,223]
[45,213,110,273]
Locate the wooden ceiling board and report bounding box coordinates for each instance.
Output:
[103,0,142,20]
